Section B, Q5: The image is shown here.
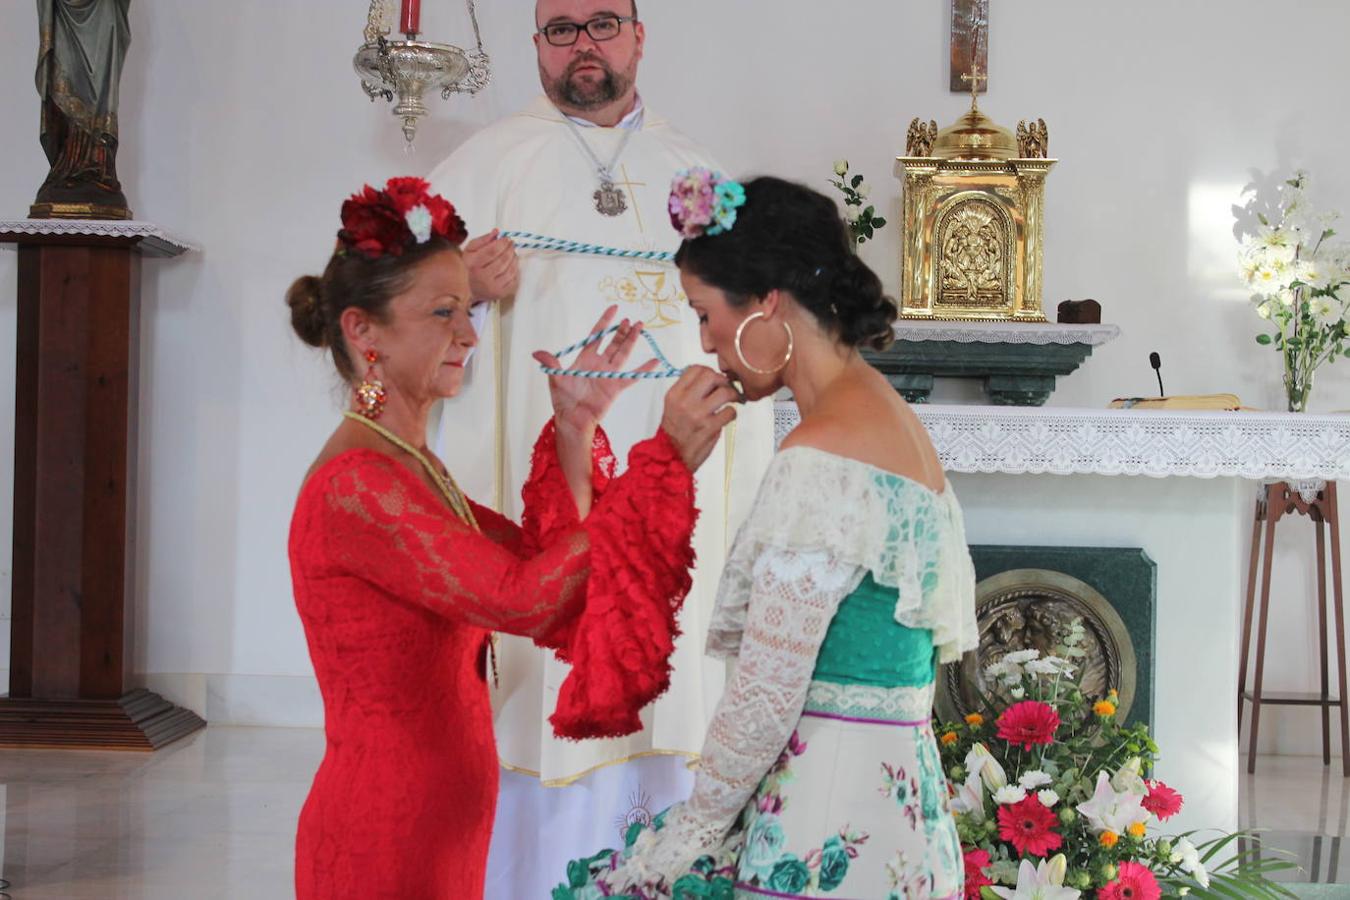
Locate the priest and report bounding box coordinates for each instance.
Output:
[427,1,774,894]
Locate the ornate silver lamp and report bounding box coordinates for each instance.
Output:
[354,0,491,145]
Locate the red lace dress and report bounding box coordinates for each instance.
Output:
[288,424,697,899]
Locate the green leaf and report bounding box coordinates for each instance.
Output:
[1256,334,1273,345]
[851,174,864,189]
[872,217,888,228]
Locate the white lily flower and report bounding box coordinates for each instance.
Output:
[990,857,1081,900]
[950,769,986,822]
[1111,758,1148,796]
[966,743,1008,790]
[1077,771,1150,835]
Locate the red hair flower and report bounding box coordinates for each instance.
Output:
[997,700,1061,750]
[1098,861,1162,900]
[337,177,468,259]
[1141,780,1184,821]
[996,795,1063,857]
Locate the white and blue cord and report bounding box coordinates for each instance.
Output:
[502,230,675,263]
[540,324,684,380]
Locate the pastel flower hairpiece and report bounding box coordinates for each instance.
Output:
[337,176,468,259]
[668,167,746,240]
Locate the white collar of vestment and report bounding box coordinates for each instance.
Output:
[526,95,645,130]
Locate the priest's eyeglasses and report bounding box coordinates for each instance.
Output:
[538,15,636,47]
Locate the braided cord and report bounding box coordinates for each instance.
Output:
[540,325,684,380]
[502,230,675,263]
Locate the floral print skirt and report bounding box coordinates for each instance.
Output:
[558,681,965,899]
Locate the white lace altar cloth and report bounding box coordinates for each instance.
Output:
[892,320,1120,346]
[0,218,195,258]
[774,402,1350,481]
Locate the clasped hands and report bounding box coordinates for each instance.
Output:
[532,306,740,473]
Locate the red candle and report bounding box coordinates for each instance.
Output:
[399,0,420,35]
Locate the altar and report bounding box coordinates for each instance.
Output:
[775,401,1350,834]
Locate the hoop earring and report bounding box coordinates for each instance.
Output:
[354,348,387,419]
[734,312,794,376]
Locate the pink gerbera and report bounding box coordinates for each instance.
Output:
[996,796,1063,857]
[1142,780,1184,821]
[962,847,993,899]
[996,700,1061,750]
[1098,861,1162,900]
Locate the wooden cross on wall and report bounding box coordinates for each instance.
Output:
[950,0,989,93]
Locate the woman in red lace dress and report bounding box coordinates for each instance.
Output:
[283,178,739,899]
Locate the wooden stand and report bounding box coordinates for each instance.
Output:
[1238,481,1347,775]
[0,225,202,751]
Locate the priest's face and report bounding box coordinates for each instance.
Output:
[534,0,644,118]
[682,269,787,402]
[363,249,477,403]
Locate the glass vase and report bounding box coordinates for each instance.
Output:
[1283,358,1314,413]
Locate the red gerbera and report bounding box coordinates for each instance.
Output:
[1098,861,1162,900]
[996,795,1063,857]
[996,700,1061,750]
[424,194,468,245]
[1141,780,1184,821]
[962,846,993,899]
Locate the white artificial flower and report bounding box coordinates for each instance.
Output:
[1253,264,1293,294]
[1311,296,1335,318]
[1010,686,1026,699]
[1038,789,1061,808]
[1077,771,1150,835]
[1111,757,1148,796]
[994,785,1028,805]
[990,856,1081,900]
[405,204,433,243]
[844,205,862,223]
[1278,287,1296,306]
[1003,649,1042,665]
[834,159,849,176]
[1172,837,1211,889]
[985,660,1012,681]
[857,182,872,199]
[1026,657,1075,677]
[1256,300,1273,319]
[1019,770,1053,790]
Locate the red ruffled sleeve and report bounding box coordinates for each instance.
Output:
[520,422,698,740]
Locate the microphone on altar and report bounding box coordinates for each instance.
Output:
[1149,351,1165,397]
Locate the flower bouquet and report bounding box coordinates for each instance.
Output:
[936,620,1295,898]
[1235,170,1350,412]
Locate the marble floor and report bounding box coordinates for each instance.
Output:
[1,727,1349,897]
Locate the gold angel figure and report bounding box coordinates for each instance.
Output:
[906,117,939,158]
[1016,118,1050,159]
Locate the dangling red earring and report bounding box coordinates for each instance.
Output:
[354,348,387,419]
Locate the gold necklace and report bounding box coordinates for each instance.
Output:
[342,411,480,533]
[342,411,499,686]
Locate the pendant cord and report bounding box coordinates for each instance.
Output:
[341,411,480,533]
[560,112,635,183]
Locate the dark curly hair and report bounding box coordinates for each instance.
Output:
[673,176,897,350]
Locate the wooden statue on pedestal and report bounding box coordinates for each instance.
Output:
[31,0,132,220]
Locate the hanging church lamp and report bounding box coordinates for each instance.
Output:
[354,0,492,145]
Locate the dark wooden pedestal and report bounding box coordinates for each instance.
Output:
[0,227,203,751]
[1238,481,1347,775]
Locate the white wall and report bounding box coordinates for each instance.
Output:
[0,2,1346,742]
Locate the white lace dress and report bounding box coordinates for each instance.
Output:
[553,447,980,900]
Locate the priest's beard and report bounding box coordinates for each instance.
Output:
[542,54,635,112]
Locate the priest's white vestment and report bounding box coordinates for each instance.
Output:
[428,96,774,895]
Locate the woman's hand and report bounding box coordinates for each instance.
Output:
[661,366,740,472]
[463,230,519,301]
[533,305,657,435]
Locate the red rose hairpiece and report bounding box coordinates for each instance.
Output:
[337,176,468,259]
